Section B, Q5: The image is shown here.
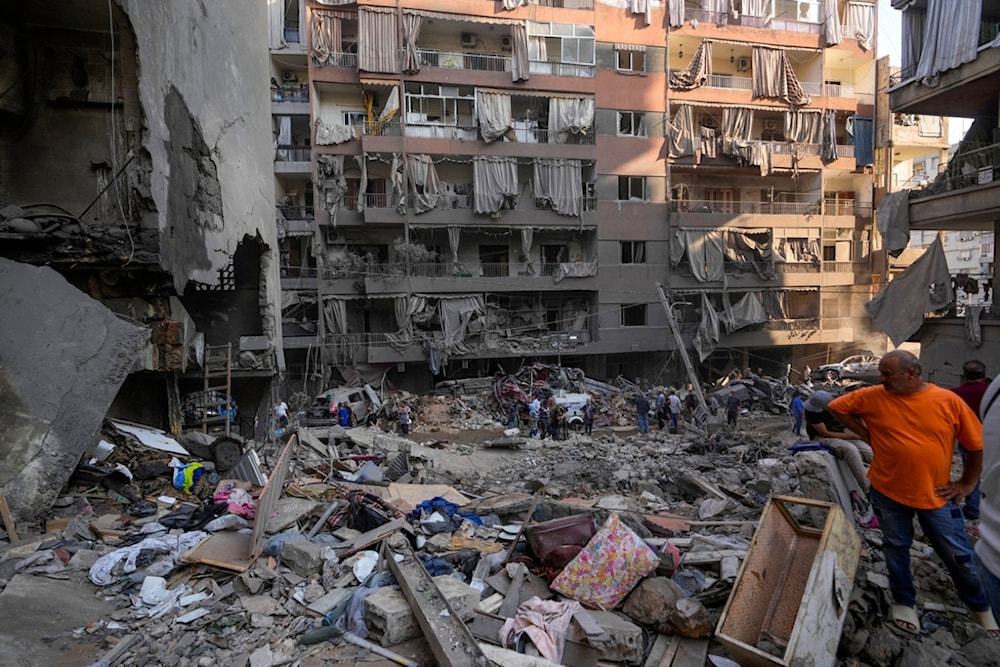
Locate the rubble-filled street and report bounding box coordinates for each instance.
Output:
[1,369,998,667]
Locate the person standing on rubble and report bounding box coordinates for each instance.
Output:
[634,393,650,434]
[952,360,990,526]
[582,397,594,436]
[537,399,550,440]
[528,395,541,437]
[973,370,1000,626]
[656,390,667,429]
[274,398,289,428]
[398,404,412,436]
[790,392,805,437]
[667,390,682,430]
[828,350,997,637]
[725,393,741,426]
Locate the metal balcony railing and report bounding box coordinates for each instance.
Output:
[769,142,820,156]
[275,145,311,162]
[822,261,859,273]
[908,141,1000,200]
[313,51,358,69]
[774,262,820,273]
[823,82,855,98]
[678,199,820,215]
[357,118,403,137]
[683,9,820,33]
[278,205,314,220]
[416,48,511,73]
[706,73,753,91]
[271,87,309,103]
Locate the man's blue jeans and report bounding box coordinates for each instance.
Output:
[870,487,989,610]
[959,445,981,520]
[637,412,649,433]
[670,411,679,430]
[973,552,1000,624]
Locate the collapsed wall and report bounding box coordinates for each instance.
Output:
[0,259,147,525]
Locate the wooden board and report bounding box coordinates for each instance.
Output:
[0,496,19,542]
[182,530,254,572]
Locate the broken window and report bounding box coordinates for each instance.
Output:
[618,176,646,201]
[479,245,510,277]
[615,46,645,73]
[617,111,647,137]
[540,244,568,276]
[621,241,646,264]
[621,303,647,327]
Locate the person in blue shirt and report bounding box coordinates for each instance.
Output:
[791,392,806,437]
[338,402,351,427]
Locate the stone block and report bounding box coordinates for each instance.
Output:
[280,539,324,577]
[571,610,642,664]
[365,575,479,646]
[265,498,320,534]
[622,577,685,626]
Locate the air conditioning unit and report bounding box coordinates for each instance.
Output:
[763,118,778,131]
[736,56,751,72]
[281,71,297,82]
[461,32,477,48]
[700,114,717,128]
[501,36,512,51]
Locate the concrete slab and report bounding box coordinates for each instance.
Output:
[0,259,147,524]
[0,574,114,667]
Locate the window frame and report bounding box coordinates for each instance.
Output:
[618,176,646,201]
[620,303,647,327]
[621,241,646,264]
[616,111,647,137]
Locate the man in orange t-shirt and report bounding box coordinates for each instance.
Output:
[829,350,996,637]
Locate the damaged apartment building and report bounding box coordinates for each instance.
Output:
[271,0,885,394]
[0,2,281,520]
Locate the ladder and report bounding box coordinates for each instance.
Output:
[202,343,233,437]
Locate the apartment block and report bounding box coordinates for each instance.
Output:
[270,0,881,393]
[884,0,1000,383]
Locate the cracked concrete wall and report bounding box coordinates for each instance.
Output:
[0,259,147,525]
[122,0,283,362]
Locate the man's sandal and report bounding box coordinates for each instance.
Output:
[890,604,920,635]
[972,609,1000,639]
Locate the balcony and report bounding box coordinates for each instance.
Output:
[674,198,820,215]
[416,48,510,73]
[357,260,599,293]
[314,51,358,69]
[280,265,318,291]
[275,145,312,163]
[271,87,309,103]
[528,60,595,78]
[683,9,821,34]
[278,205,314,221]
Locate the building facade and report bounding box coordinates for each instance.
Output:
[884,0,1000,385]
[270,0,881,394]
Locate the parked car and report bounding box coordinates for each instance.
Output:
[552,392,591,430]
[302,384,382,427]
[812,354,881,382]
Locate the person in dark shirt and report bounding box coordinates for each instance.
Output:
[634,394,651,434]
[726,393,741,426]
[803,390,873,493]
[952,360,990,522]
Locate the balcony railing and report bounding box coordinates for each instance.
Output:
[836,145,855,159]
[278,205,314,220]
[774,262,820,273]
[271,87,309,103]
[684,9,820,33]
[313,51,358,69]
[908,141,1000,201]
[416,48,510,73]
[359,118,403,137]
[823,82,855,98]
[354,261,596,280]
[769,142,820,156]
[529,60,595,78]
[822,261,861,273]
[275,145,311,162]
[707,73,753,91]
[677,199,820,215]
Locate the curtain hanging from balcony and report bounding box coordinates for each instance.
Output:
[511,24,530,82]
[355,154,368,213]
[269,0,286,50]
[502,0,526,9]
[846,115,873,167]
[401,12,423,74]
[823,0,842,46]
[630,0,652,27]
[274,116,291,159]
[821,109,838,162]
[724,230,774,279]
[311,11,341,66]
[784,110,822,144]
[751,47,811,106]
[520,228,535,275]
[390,154,404,213]
[722,292,767,332]
[865,235,953,347]
[875,190,911,257]
[667,0,685,28]
[406,154,443,214]
[669,41,712,91]
[901,8,925,75]
[774,237,821,264]
[915,0,980,85]
[761,291,787,320]
[528,36,547,62]
[667,105,696,159]
[721,106,753,156]
[672,229,727,283]
[315,118,355,145]
[477,91,513,142]
[742,0,770,19]
[321,297,348,335]
[693,293,720,362]
[548,98,595,143]
[846,2,874,51]
[439,296,485,354]
[448,227,460,266]
[532,158,583,217]
[316,155,347,221]
[386,295,429,351]
[473,156,520,214]
[359,7,400,73]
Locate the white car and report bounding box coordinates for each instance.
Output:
[812,354,881,382]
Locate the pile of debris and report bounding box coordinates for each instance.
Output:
[2,414,999,667]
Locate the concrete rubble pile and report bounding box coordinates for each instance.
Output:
[2,411,1000,667]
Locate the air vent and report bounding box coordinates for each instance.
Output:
[461,32,477,48]
[763,118,778,131]
[736,56,750,72]
[501,36,512,51]
[281,71,297,82]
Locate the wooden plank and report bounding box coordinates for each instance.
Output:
[182,530,253,572]
[0,496,18,543]
[503,492,541,565]
[680,549,746,565]
[383,534,492,667]
[644,634,676,667]
[250,434,296,560]
[670,638,709,667]
[335,517,413,557]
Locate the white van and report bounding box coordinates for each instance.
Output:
[303,384,382,426]
[552,392,591,429]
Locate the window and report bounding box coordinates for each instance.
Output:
[982,242,993,257]
[706,189,734,213]
[528,22,596,66]
[541,244,568,276]
[479,245,509,277]
[616,48,645,72]
[617,111,647,137]
[621,303,647,327]
[621,241,646,264]
[618,176,646,201]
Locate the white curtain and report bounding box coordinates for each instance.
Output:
[477,91,513,143]
[752,46,811,106]
[721,107,753,156]
[401,13,423,74]
[667,0,685,28]
[322,297,348,335]
[743,0,770,18]
[439,296,485,354]
[268,0,287,50]
[532,159,582,217]
[693,293,721,362]
[473,156,520,214]
[823,0,842,46]
[406,154,442,214]
[386,295,428,351]
[511,24,530,82]
[630,0,652,26]
[528,36,547,62]
[667,105,696,158]
[548,98,595,144]
[914,0,980,86]
[310,10,341,66]
[520,228,535,275]
[784,110,822,144]
[846,2,874,51]
[448,227,461,266]
[358,7,400,73]
[669,41,712,91]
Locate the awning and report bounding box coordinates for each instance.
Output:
[614,43,647,51]
[406,9,519,26]
[360,78,398,87]
[408,223,597,232]
[478,87,593,100]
